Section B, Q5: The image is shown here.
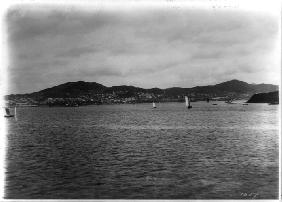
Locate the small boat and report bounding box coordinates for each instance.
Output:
[4,107,14,118]
[242,103,248,105]
[153,102,156,108]
[185,96,192,109]
[212,103,218,105]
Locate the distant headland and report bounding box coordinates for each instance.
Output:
[247,91,279,104]
[5,79,278,107]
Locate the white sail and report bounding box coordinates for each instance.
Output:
[4,107,15,118]
[5,108,10,116]
[15,106,17,120]
[185,96,189,107]
[153,102,156,108]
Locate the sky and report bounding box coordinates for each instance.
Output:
[6,3,280,94]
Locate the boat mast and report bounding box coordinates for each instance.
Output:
[188,97,191,107]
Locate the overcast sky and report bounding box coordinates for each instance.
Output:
[7,5,280,94]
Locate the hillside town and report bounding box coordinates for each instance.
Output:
[6,91,247,107]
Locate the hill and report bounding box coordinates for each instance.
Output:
[6,79,279,105]
[9,81,107,101]
[247,91,279,103]
[190,79,277,95]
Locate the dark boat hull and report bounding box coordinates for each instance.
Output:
[4,115,14,118]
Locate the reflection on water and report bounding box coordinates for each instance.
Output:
[5,102,279,199]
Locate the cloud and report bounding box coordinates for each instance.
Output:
[7,7,280,94]
[57,46,98,58]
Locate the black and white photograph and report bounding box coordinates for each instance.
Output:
[1,0,280,200]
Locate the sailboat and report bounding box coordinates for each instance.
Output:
[153,102,156,108]
[185,96,192,109]
[4,107,14,118]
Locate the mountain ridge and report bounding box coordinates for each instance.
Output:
[6,79,278,105]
